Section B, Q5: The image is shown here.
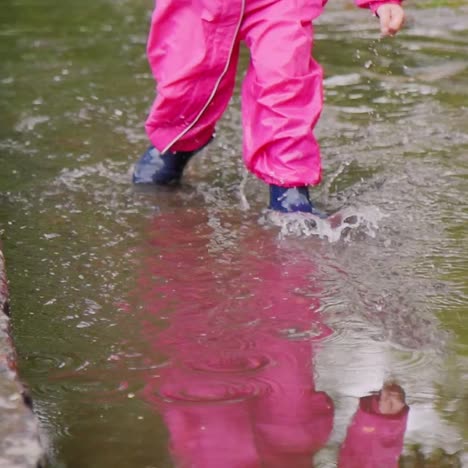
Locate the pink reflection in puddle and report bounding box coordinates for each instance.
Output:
[137,211,408,467]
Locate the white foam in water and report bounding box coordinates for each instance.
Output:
[14,115,50,132]
[323,73,361,87]
[54,162,129,191]
[259,205,387,243]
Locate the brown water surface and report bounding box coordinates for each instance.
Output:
[0,1,467,466]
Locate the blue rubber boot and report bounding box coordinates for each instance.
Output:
[269,185,326,217]
[133,135,214,185]
[133,146,200,185]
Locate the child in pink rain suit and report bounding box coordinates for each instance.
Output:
[133,0,405,213]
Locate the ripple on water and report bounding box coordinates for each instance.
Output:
[153,378,265,405]
[316,327,446,401]
[23,352,79,376]
[187,353,271,374]
[37,368,149,406]
[318,319,382,346]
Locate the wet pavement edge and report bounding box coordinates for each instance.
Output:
[0,243,46,468]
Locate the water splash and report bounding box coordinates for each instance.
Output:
[259,205,387,242]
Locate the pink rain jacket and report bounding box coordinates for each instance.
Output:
[145,0,401,187]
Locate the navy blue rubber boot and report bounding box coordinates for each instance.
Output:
[269,185,326,217]
[132,146,200,185]
[133,134,214,185]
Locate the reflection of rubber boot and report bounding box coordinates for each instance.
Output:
[269,185,325,217]
[133,138,212,185]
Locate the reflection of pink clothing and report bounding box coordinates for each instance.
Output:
[144,338,334,468]
[339,395,409,468]
[145,0,400,187]
[160,400,261,468]
[250,340,334,468]
[139,213,334,467]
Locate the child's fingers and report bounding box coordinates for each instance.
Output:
[378,7,392,35]
[377,4,405,36]
[387,7,405,34]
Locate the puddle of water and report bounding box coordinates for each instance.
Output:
[0,0,467,467]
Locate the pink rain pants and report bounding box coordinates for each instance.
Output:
[145,0,393,187]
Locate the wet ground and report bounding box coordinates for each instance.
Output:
[0,0,467,467]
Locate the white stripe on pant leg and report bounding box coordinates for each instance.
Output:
[161,1,246,154]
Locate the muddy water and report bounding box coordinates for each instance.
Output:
[0,0,467,467]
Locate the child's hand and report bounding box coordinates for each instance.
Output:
[376,4,405,36]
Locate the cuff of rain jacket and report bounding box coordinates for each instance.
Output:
[367,0,403,15]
